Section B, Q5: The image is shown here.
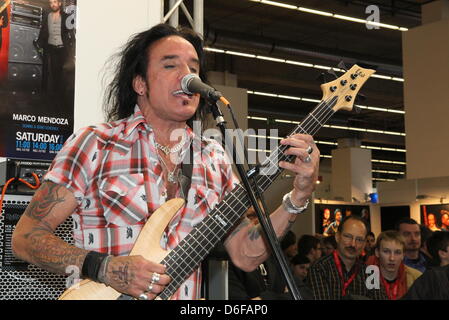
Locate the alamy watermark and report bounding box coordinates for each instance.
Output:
[167,120,285,176]
[366,5,380,30]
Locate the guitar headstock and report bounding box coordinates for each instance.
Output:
[320,64,376,112]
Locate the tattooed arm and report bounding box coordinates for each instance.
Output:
[12,181,170,299]
[12,182,87,274]
[224,134,319,272]
[224,207,298,272]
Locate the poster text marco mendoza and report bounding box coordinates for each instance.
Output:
[13,113,68,156]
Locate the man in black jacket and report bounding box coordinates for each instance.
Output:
[403,265,449,299]
[36,0,75,101]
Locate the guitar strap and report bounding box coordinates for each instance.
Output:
[179,142,193,200]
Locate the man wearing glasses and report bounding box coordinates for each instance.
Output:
[308,216,386,299]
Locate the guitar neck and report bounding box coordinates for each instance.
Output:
[158,97,337,300]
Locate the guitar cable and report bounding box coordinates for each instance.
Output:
[0,172,40,217]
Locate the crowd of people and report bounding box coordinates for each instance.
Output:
[228,214,449,300]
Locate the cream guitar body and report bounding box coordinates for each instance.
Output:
[59,198,184,300]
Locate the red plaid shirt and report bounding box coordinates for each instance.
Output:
[45,105,239,299]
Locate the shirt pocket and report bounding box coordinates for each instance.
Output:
[98,173,148,226]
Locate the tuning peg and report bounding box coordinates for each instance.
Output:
[355,93,367,103]
[338,61,349,72]
[353,106,362,114]
[327,68,338,79]
[316,72,328,84]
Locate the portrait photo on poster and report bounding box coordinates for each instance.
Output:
[421,204,449,232]
[0,0,76,161]
[315,203,371,236]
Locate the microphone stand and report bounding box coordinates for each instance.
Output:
[208,97,302,300]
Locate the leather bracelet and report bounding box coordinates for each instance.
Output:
[81,251,109,282]
[282,191,309,215]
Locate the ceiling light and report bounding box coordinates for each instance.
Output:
[298,7,333,17]
[250,0,409,32]
[204,47,404,82]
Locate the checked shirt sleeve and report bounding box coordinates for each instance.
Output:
[44,127,99,206]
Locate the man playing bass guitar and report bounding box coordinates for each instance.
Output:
[12,23,320,300]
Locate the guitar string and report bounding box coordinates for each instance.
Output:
[158,80,360,298]
[159,98,340,298]
[159,100,339,298]
[159,102,338,298]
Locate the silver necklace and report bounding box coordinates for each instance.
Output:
[155,132,186,156]
[157,151,180,184]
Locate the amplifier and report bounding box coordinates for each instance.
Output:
[0,194,74,300]
[11,1,42,23]
[7,62,42,96]
[1,158,50,195]
[8,23,42,64]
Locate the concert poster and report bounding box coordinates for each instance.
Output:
[315,203,371,235]
[0,0,76,160]
[420,204,449,232]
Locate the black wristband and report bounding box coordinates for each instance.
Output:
[81,251,109,282]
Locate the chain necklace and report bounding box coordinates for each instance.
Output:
[157,151,180,184]
[155,132,186,156]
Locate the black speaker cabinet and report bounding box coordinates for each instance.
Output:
[7,62,42,94]
[0,195,74,300]
[8,23,42,65]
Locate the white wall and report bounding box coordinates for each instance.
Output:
[74,0,162,130]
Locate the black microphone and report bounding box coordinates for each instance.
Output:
[181,74,223,101]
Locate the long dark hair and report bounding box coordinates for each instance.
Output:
[103,23,209,127]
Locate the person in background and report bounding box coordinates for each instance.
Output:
[403,264,449,300]
[420,224,433,263]
[281,231,298,263]
[292,254,310,283]
[307,215,386,300]
[366,230,421,300]
[426,231,449,267]
[396,218,430,273]
[297,234,322,264]
[322,235,337,256]
[360,231,376,262]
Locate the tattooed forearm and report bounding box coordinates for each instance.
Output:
[226,218,250,243]
[24,182,65,221]
[248,224,263,241]
[20,228,87,275]
[279,216,297,240]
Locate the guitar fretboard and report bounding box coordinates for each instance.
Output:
[157,97,338,300]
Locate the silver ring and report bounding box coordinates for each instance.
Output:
[304,155,312,163]
[151,272,161,284]
[306,145,313,154]
[139,293,148,300]
[148,283,154,292]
